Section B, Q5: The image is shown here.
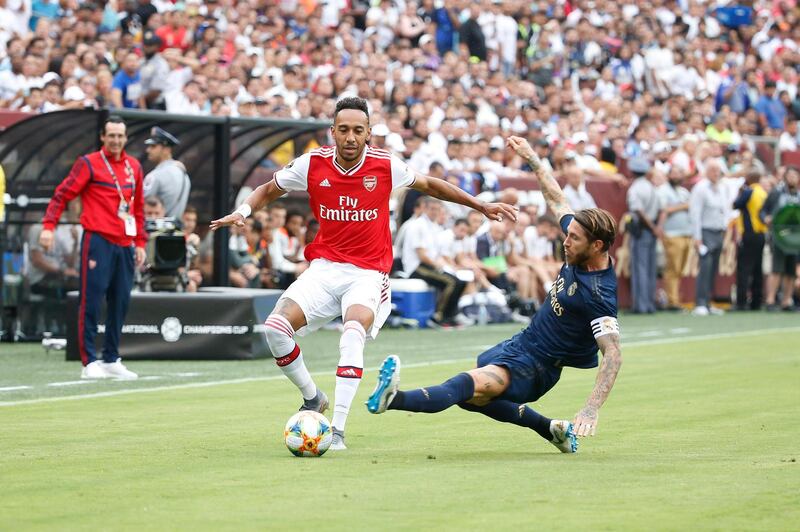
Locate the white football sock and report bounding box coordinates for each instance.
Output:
[332,321,366,431]
[264,315,316,400]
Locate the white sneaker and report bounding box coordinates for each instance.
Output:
[81,360,109,379]
[708,306,725,316]
[453,313,475,327]
[510,311,529,324]
[102,358,138,380]
[549,420,578,453]
[329,429,347,451]
[691,306,709,316]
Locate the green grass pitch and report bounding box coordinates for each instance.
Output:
[1,312,799,530]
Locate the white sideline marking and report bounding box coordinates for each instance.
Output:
[2,326,799,408]
[171,372,203,377]
[0,386,32,392]
[47,380,98,387]
[632,330,663,338]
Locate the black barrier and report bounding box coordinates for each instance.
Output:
[0,110,328,339]
[0,110,328,280]
[65,288,282,360]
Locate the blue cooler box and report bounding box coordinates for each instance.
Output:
[390,278,436,327]
[715,6,753,28]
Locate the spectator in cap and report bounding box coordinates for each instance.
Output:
[626,157,660,314]
[651,141,673,174]
[140,31,169,110]
[572,132,625,183]
[755,80,787,132]
[370,123,390,150]
[143,127,191,219]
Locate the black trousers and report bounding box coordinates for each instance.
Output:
[411,265,466,322]
[736,233,765,310]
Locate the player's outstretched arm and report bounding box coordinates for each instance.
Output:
[210,180,286,230]
[506,136,574,220]
[411,173,518,222]
[573,333,622,437]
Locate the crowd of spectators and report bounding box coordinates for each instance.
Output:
[3,0,800,320]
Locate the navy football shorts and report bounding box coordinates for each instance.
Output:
[476,335,562,404]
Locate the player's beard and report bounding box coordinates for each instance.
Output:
[565,246,591,267]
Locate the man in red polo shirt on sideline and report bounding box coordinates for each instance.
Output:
[40,117,146,380]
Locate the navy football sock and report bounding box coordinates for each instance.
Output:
[458,400,553,441]
[388,373,474,413]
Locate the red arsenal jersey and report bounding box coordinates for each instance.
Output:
[274,145,415,272]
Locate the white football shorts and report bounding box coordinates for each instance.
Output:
[278,258,391,339]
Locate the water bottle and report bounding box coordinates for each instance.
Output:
[476,293,489,326]
[477,304,489,326]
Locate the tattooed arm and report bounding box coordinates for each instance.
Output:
[506,136,574,221]
[573,332,622,437]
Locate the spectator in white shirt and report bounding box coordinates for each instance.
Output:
[778,120,798,152]
[562,164,597,211]
[402,198,469,326]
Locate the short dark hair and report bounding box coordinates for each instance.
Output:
[785,165,800,177]
[103,115,126,135]
[334,96,369,121]
[286,210,304,223]
[183,205,197,216]
[573,208,617,252]
[145,196,163,208]
[537,214,558,227]
[454,218,469,227]
[268,201,286,213]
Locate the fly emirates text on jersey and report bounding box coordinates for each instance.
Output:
[318,195,379,222]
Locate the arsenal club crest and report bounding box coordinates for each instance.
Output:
[363,175,377,191]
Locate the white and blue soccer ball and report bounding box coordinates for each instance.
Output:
[284,411,333,457]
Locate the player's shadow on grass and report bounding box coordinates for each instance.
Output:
[424,450,560,461]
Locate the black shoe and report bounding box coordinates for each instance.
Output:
[765,304,779,312]
[781,305,796,312]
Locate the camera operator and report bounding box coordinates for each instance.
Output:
[141,196,192,292]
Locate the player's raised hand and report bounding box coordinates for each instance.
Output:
[506,136,538,166]
[210,213,246,231]
[483,202,518,222]
[572,405,599,437]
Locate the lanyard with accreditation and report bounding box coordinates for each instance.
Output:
[100,150,138,237]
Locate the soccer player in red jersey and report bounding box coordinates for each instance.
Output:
[211,97,517,450]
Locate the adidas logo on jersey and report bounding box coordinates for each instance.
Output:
[320,178,332,187]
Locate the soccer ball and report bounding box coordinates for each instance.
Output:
[284,411,333,457]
